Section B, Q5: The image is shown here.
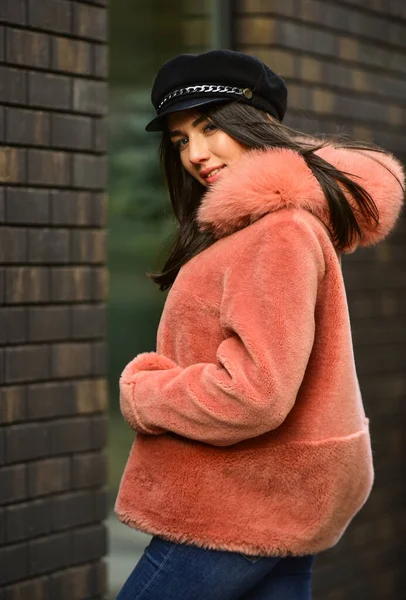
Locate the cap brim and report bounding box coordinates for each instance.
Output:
[145,97,233,132]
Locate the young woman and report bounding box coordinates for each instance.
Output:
[114,50,405,599]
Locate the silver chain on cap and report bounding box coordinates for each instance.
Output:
[157,84,253,112]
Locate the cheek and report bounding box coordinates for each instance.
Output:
[213,133,245,161]
[180,153,204,183]
[180,153,193,175]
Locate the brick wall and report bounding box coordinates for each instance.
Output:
[182,0,212,51]
[0,1,109,598]
[234,2,406,599]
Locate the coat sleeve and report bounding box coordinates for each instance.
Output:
[119,215,325,446]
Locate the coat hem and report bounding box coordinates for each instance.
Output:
[113,508,335,559]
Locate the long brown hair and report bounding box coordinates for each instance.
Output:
[146,101,387,291]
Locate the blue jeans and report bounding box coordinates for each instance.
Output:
[116,535,315,599]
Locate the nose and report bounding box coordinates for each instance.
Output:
[188,135,210,165]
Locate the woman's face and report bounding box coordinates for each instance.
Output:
[166,109,247,187]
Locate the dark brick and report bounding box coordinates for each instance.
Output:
[0,307,5,344]
[50,267,92,302]
[3,577,50,600]
[352,318,406,347]
[5,267,49,304]
[28,149,71,186]
[73,79,107,115]
[0,106,4,143]
[0,464,27,505]
[344,263,406,295]
[52,114,92,150]
[71,524,107,564]
[29,71,71,110]
[91,193,107,227]
[50,191,75,225]
[28,0,71,34]
[28,305,70,342]
[28,457,71,497]
[52,191,86,226]
[6,423,50,463]
[28,228,70,264]
[71,304,106,339]
[0,66,27,104]
[6,498,52,542]
[52,37,92,75]
[288,20,338,57]
[6,188,50,225]
[0,308,6,344]
[51,490,97,530]
[50,417,93,454]
[0,429,5,465]
[71,230,107,264]
[0,348,5,385]
[5,107,51,146]
[6,28,50,70]
[94,44,108,78]
[27,381,74,420]
[357,346,406,376]
[0,269,4,304]
[73,3,107,41]
[0,227,28,263]
[2,307,28,344]
[29,531,72,575]
[0,26,4,61]
[92,560,107,597]
[0,543,29,585]
[50,564,93,600]
[73,154,107,189]
[0,386,26,425]
[0,0,27,25]
[90,414,108,450]
[92,487,109,522]
[0,147,27,184]
[91,267,109,301]
[91,341,107,377]
[0,188,4,222]
[0,508,5,544]
[73,378,108,414]
[5,345,50,383]
[72,452,107,489]
[51,342,92,378]
[93,117,107,153]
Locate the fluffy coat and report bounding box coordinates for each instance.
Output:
[115,145,404,557]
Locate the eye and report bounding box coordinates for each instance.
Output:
[203,122,217,133]
[173,136,188,151]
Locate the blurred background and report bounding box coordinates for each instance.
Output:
[0,1,405,599]
[107,0,184,592]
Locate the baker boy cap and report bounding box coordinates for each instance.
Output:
[145,49,288,132]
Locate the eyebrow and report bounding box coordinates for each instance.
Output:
[168,114,207,137]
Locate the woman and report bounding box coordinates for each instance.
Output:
[114,50,405,599]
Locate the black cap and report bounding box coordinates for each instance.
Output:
[145,49,288,132]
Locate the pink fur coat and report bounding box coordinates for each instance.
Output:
[115,145,404,557]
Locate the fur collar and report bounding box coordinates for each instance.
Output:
[196,145,405,253]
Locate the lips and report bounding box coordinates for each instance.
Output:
[203,168,226,187]
[201,165,226,179]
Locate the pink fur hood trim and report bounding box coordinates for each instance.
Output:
[197,145,405,252]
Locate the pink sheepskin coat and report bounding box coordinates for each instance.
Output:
[115,145,405,558]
